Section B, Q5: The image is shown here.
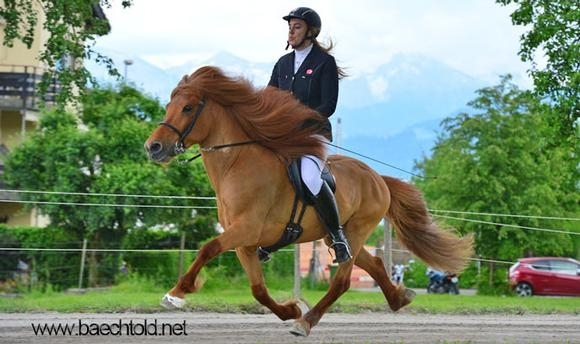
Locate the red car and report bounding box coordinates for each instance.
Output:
[508,257,580,297]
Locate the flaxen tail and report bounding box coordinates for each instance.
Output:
[382,176,473,273]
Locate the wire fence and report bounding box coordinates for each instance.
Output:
[1,188,579,289]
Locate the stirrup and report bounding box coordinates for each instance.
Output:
[329,242,352,263]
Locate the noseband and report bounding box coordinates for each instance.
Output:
[158,99,206,154]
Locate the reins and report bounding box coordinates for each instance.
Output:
[178,140,258,164]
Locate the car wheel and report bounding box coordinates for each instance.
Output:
[515,282,533,296]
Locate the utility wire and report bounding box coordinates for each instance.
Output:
[0,199,217,209]
[434,214,580,236]
[429,209,580,222]
[324,141,426,179]
[0,189,216,200]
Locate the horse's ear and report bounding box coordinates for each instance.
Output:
[178,75,189,85]
[193,66,223,80]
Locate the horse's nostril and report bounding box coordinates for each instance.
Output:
[148,141,163,154]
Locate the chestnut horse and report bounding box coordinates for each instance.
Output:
[144,66,473,337]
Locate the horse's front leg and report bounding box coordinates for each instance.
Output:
[162,233,233,309]
[235,246,304,321]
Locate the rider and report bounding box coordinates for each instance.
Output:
[268,7,351,263]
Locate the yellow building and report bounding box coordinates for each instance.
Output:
[0,2,108,226]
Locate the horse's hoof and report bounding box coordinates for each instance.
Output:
[160,293,186,309]
[289,320,310,337]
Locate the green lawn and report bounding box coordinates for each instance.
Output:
[1,281,579,314]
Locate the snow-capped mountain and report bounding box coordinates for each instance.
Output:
[86,50,491,179]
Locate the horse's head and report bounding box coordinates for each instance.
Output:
[144,72,211,163]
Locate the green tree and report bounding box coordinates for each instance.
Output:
[414,75,579,289]
[4,85,216,287]
[0,0,132,105]
[496,0,579,138]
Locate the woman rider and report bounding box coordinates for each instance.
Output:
[268,7,351,263]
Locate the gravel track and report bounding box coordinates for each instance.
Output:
[1,312,579,343]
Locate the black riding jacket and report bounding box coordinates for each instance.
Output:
[268,44,339,140]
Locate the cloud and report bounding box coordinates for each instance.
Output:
[96,0,528,83]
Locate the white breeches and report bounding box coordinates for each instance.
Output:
[300,155,325,196]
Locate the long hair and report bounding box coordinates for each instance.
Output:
[173,66,327,164]
[311,30,348,79]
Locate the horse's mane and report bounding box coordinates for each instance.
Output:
[171,66,327,164]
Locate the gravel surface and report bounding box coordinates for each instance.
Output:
[1,312,579,343]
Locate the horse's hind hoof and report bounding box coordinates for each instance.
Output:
[405,288,417,301]
[289,319,311,337]
[161,293,186,309]
[297,299,310,318]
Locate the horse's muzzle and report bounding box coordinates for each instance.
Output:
[144,140,173,163]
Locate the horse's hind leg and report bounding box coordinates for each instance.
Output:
[235,247,303,321]
[291,260,354,337]
[355,248,415,311]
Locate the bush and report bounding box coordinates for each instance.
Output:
[121,228,195,288]
[476,265,512,296]
[0,225,81,291]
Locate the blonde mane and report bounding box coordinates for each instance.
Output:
[171,66,327,164]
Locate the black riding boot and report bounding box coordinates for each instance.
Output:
[312,181,352,263]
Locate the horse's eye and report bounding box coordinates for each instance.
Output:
[183,104,193,113]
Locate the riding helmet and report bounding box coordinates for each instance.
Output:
[283,7,322,37]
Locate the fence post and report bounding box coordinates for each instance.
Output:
[78,238,87,289]
[293,244,301,298]
[178,231,186,277]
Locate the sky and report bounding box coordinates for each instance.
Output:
[95,0,531,85]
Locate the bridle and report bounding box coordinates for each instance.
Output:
[157,98,257,163]
[158,99,207,155]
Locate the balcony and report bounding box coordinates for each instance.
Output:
[0,65,59,112]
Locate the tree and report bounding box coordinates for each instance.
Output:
[0,0,132,105]
[414,75,579,289]
[4,85,216,287]
[496,0,580,138]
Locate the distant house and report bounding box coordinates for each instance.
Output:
[0,2,109,226]
[299,238,414,289]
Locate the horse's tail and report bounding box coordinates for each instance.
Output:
[382,176,474,273]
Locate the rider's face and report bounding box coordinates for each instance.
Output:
[287,18,310,50]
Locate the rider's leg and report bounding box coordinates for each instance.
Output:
[301,155,352,263]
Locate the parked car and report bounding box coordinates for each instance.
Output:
[508,257,580,297]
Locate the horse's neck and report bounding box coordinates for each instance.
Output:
[199,112,254,191]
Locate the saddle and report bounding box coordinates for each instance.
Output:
[256,158,335,262]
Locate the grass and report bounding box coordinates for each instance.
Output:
[1,280,580,314]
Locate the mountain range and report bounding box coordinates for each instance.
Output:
[86,49,490,179]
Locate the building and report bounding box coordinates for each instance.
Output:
[299,239,414,289]
[0,1,108,226]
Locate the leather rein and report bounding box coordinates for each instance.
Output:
[157,98,256,163]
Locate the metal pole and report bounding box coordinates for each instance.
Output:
[78,238,87,289]
[383,218,393,277]
[293,244,301,298]
[123,59,133,82]
[178,231,186,277]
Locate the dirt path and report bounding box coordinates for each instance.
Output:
[1,312,579,344]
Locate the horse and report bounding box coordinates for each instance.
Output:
[144,66,474,337]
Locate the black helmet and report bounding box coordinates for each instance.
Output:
[283,7,321,36]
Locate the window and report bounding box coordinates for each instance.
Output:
[550,260,578,275]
